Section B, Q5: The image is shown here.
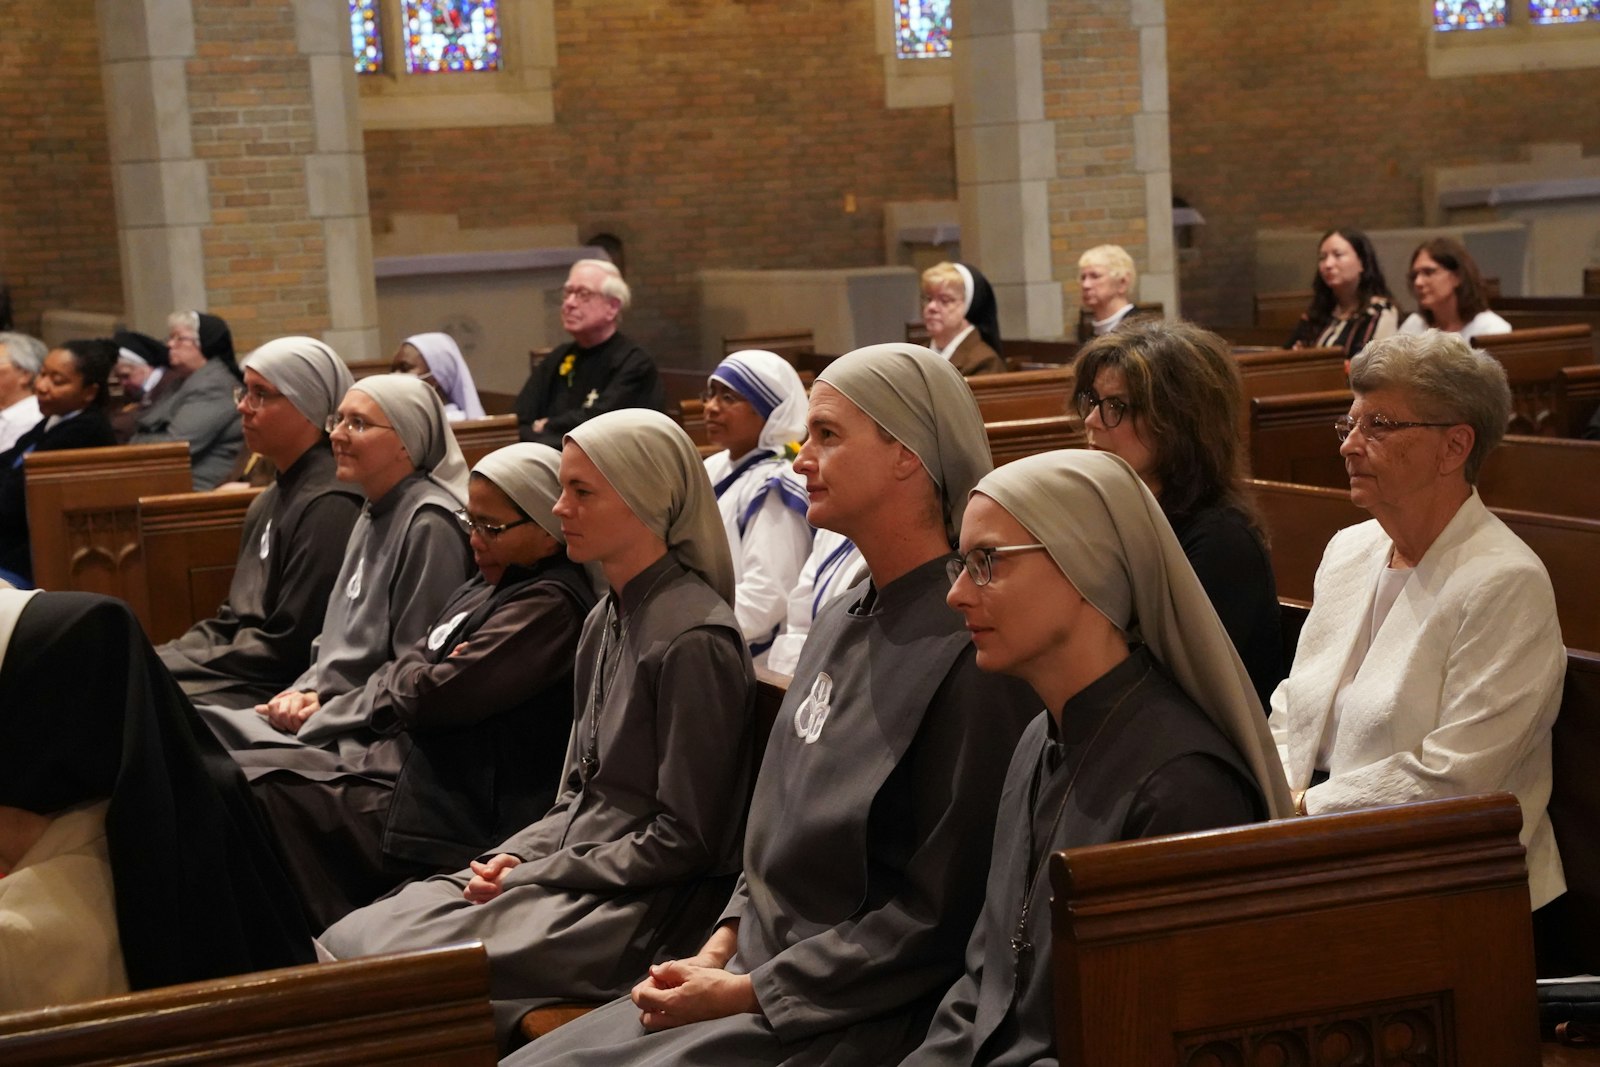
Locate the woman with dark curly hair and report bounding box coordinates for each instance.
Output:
[1286,227,1398,357]
[1072,320,1282,706]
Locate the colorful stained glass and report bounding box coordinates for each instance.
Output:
[1530,0,1600,22]
[404,1,503,74]
[1433,0,1509,29]
[895,0,951,59]
[350,0,383,74]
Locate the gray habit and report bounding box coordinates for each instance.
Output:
[901,647,1266,1067]
[158,441,361,710]
[197,470,471,761]
[131,356,245,490]
[320,555,757,1051]
[519,556,1039,1067]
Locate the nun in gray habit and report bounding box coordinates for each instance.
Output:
[321,409,757,1051]
[196,374,473,761]
[904,449,1292,1067]
[159,337,362,710]
[519,345,1038,1067]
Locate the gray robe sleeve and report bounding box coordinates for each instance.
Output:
[748,654,1027,1042]
[498,627,749,892]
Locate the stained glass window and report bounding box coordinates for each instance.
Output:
[1433,0,1509,30]
[895,0,951,59]
[404,1,503,73]
[1530,1,1600,22]
[351,0,382,74]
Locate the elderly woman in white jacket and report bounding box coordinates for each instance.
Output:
[1269,330,1565,918]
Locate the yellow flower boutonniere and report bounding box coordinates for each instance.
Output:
[782,441,802,461]
[558,352,576,384]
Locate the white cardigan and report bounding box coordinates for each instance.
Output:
[1268,490,1566,908]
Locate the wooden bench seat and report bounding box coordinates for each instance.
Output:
[0,942,495,1065]
[1051,793,1540,1066]
[24,442,194,630]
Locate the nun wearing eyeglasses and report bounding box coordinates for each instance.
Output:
[1268,331,1565,925]
[321,410,756,1052]
[920,261,1006,376]
[900,448,1285,1066]
[158,337,362,711]
[247,443,596,928]
[701,350,813,659]
[195,374,472,758]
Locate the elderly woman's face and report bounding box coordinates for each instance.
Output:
[1338,387,1464,514]
[1079,262,1128,318]
[921,280,967,344]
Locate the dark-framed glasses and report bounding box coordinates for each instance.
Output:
[232,386,283,411]
[324,413,394,435]
[946,544,1048,587]
[1074,392,1130,429]
[1333,414,1455,443]
[454,509,534,539]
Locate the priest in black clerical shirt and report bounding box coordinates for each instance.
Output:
[514,258,665,447]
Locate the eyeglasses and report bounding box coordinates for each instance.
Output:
[1333,414,1456,443]
[324,413,395,435]
[1407,265,1445,282]
[923,291,962,309]
[946,544,1048,587]
[700,386,748,407]
[169,333,200,347]
[562,285,607,304]
[454,509,534,539]
[233,386,283,411]
[1075,392,1131,429]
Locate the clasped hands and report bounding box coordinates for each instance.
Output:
[630,925,758,1031]
[254,689,321,733]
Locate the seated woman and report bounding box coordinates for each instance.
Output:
[921,261,1006,376]
[0,339,117,588]
[1397,237,1511,341]
[1269,331,1564,916]
[1077,244,1139,338]
[1073,321,1284,706]
[0,588,312,1012]
[157,337,363,711]
[391,332,485,422]
[903,448,1289,1065]
[321,409,756,1050]
[132,310,245,490]
[250,442,598,928]
[196,374,473,758]
[1286,227,1398,357]
[109,330,171,443]
[764,525,865,676]
[701,349,813,658]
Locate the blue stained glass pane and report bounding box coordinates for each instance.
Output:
[1530,0,1600,22]
[895,0,951,59]
[350,0,383,75]
[1433,0,1509,30]
[404,1,503,74]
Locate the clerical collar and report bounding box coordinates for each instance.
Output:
[365,470,428,518]
[276,437,334,493]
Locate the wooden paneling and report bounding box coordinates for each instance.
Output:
[451,415,518,468]
[138,487,263,644]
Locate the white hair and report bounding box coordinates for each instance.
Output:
[572,258,631,311]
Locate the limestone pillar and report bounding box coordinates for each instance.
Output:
[96,0,379,359]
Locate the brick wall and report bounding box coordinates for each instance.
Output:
[1168,1,1600,329]
[189,0,331,345]
[0,0,122,333]
[363,0,956,362]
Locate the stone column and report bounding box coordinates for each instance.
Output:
[96,0,379,359]
[952,0,1064,342]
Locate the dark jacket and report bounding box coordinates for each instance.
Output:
[0,408,116,582]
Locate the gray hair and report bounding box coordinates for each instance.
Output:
[1349,329,1511,484]
[166,309,200,337]
[573,258,631,311]
[0,332,46,377]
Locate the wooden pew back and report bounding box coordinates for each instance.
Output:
[24,443,194,628]
[1248,478,1600,653]
[138,487,264,644]
[722,330,815,365]
[1494,296,1600,360]
[346,359,391,380]
[0,943,495,1066]
[1554,364,1600,437]
[451,414,518,468]
[1050,794,1539,1067]
[986,416,1083,467]
[1478,436,1600,520]
[966,367,1072,423]
[1254,289,1311,330]
[1476,325,1596,435]
[1248,390,1350,487]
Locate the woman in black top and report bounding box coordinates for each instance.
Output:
[0,338,116,586]
[1072,320,1284,707]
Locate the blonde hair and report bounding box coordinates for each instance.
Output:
[1078,245,1137,291]
[921,261,964,295]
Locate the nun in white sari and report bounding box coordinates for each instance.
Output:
[197,374,473,760]
[701,349,813,659]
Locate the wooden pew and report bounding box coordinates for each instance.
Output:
[138,486,264,644]
[1554,364,1600,437]
[1004,338,1080,372]
[1248,477,1600,654]
[0,942,495,1065]
[1248,390,1349,487]
[1496,296,1600,360]
[24,443,194,628]
[452,414,518,467]
[1050,793,1540,1066]
[1479,437,1600,520]
[1477,325,1596,436]
[722,330,815,365]
[1235,346,1348,444]
[966,367,1072,422]
[987,415,1083,467]
[347,358,391,380]
[1254,288,1311,330]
